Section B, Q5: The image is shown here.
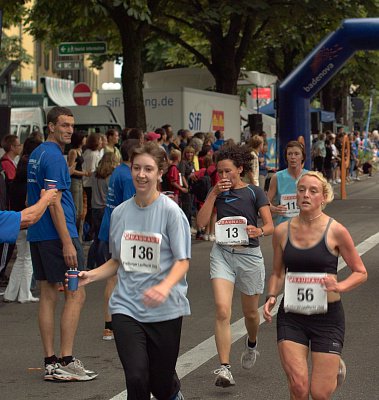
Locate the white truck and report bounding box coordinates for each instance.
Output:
[98,87,242,143]
[10,105,121,143]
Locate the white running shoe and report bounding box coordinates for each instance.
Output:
[337,358,346,387]
[19,296,39,303]
[53,358,98,381]
[190,227,197,235]
[214,365,235,387]
[241,337,259,369]
[44,363,58,381]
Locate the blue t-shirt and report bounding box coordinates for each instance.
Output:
[108,194,191,323]
[98,163,135,242]
[212,139,225,152]
[274,168,307,226]
[0,211,21,243]
[27,142,77,242]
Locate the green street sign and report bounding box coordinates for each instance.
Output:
[55,61,82,71]
[58,42,107,55]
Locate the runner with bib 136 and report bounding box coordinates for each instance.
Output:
[197,145,274,388]
[70,143,190,400]
[263,171,367,400]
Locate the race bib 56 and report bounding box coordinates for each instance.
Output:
[284,272,328,315]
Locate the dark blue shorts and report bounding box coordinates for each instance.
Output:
[30,238,84,283]
[277,299,345,354]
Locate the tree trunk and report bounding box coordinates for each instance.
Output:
[212,64,240,94]
[109,9,149,130]
[121,28,146,130]
[209,45,240,95]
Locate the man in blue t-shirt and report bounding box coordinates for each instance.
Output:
[96,139,137,341]
[27,106,96,382]
[212,130,225,152]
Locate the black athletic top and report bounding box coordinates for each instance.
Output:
[215,184,269,247]
[72,152,84,180]
[283,218,338,274]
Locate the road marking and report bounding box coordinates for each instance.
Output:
[110,232,379,399]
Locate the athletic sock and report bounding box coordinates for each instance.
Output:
[247,339,257,349]
[60,355,74,366]
[44,355,58,366]
[221,363,231,368]
[105,321,113,330]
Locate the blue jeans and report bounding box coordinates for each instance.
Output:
[86,208,105,269]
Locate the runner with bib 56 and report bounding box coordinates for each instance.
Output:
[264,171,367,400]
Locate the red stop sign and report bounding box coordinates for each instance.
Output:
[73,82,91,106]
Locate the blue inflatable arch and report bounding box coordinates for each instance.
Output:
[278,18,379,169]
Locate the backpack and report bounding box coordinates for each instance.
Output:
[190,170,212,202]
[161,165,178,192]
[0,163,8,210]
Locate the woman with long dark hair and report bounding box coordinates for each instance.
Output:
[68,130,89,234]
[82,132,102,240]
[86,152,118,270]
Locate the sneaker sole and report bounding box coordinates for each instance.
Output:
[215,376,235,387]
[53,373,98,382]
[102,336,114,341]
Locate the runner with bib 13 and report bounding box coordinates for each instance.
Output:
[197,144,274,388]
[263,171,367,399]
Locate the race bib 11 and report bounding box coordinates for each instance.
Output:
[280,194,299,218]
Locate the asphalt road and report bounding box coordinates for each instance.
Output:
[1,174,378,400]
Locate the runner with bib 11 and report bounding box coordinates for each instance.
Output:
[263,171,367,399]
[267,141,308,226]
[197,144,274,388]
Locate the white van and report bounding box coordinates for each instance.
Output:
[11,105,122,143]
[10,107,44,143]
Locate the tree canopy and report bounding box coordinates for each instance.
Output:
[3,0,379,128]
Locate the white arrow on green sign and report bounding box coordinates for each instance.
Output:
[55,61,82,71]
[58,42,107,55]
